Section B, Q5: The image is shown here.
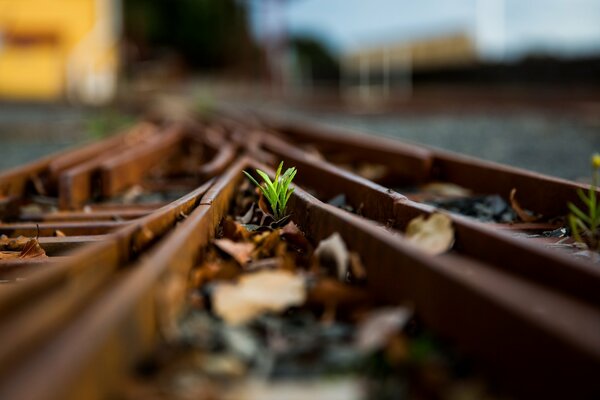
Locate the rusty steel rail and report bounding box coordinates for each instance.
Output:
[257,131,600,307]
[0,120,239,385]
[0,112,599,399]
[256,114,598,218]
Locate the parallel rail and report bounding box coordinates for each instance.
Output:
[0,113,598,399]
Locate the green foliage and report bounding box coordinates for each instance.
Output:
[123,0,262,71]
[291,35,340,84]
[244,162,297,221]
[86,110,134,140]
[569,154,600,250]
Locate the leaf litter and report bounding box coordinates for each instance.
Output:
[0,235,47,260]
[119,184,502,400]
[405,213,455,255]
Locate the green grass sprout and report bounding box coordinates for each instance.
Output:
[568,153,600,250]
[243,162,297,221]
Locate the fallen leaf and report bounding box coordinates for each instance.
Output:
[269,214,291,229]
[0,235,30,251]
[245,257,281,271]
[224,378,364,400]
[214,239,255,266]
[213,270,306,325]
[122,185,144,204]
[405,213,454,255]
[280,221,310,251]
[222,217,249,241]
[509,188,541,223]
[356,307,412,352]
[348,252,367,281]
[191,260,240,287]
[257,192,272,217]
[251,230,283,259]
[238,203,255,224]
[356,163,387,181]
[0,251,20,260]
[30,174,47,196]
[421,182,472,198]
[313,233,349,280]
[307,278,371,310]
[18,238,47,259]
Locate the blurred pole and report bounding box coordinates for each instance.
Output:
[383,48,390,98]
[359,54,369,101]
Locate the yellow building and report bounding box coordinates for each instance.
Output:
[0,0,121,104]
[342,32,478,102]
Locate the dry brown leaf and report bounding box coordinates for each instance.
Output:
[307,278,371,310]
[0,235,30,251]
[213,270,306,325]
[224,379,363,400]
[257,192,272,217]
[122,185,144,204]
[222,217,249,241]
[405,213,454,255]
[246,257,281,271]
[279,252,298,272]
[356,163,388,181]
[191,260,241,287]
[421,182,472,198]
[0,251,20,260]
[238,203,255,224]
[348,252,367,281]
[19,238,47,259]
[214,239,255,266]
[356,307,412,352]
[313,233,349,280]
[30,174,47,196]
[509,188,541,223]
[252,230,282,259]
[280,221,310,251]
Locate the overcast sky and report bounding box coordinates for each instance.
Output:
[249,0,600,60]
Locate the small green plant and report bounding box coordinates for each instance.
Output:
[244,162,297,221]
[568,154,600,250]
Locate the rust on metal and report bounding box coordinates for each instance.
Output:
[0,111,599,399]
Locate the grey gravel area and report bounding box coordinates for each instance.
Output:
[0,104,87,171]
[1,102,599,182]
[0,104,131,172]
[278,111,600,182]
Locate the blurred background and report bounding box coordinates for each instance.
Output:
[0,0,599,179]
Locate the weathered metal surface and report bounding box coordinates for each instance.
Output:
[267,118,433,184]
[0,221,125,236]
[99,124,184,197]
[262,115,599,218]
[47,123,156,185]
[257,135,600,306]
[0,257,72,280]
[37,235,108,255]
[0,112,599,400]
[20,209,150,222]
[255,159,600,398]
[0,181,214,379]
[0,159,247,400]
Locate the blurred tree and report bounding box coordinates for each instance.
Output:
[290,35,340,85]
[123,0,265,76]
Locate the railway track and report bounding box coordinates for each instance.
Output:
[0,112,598,399]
